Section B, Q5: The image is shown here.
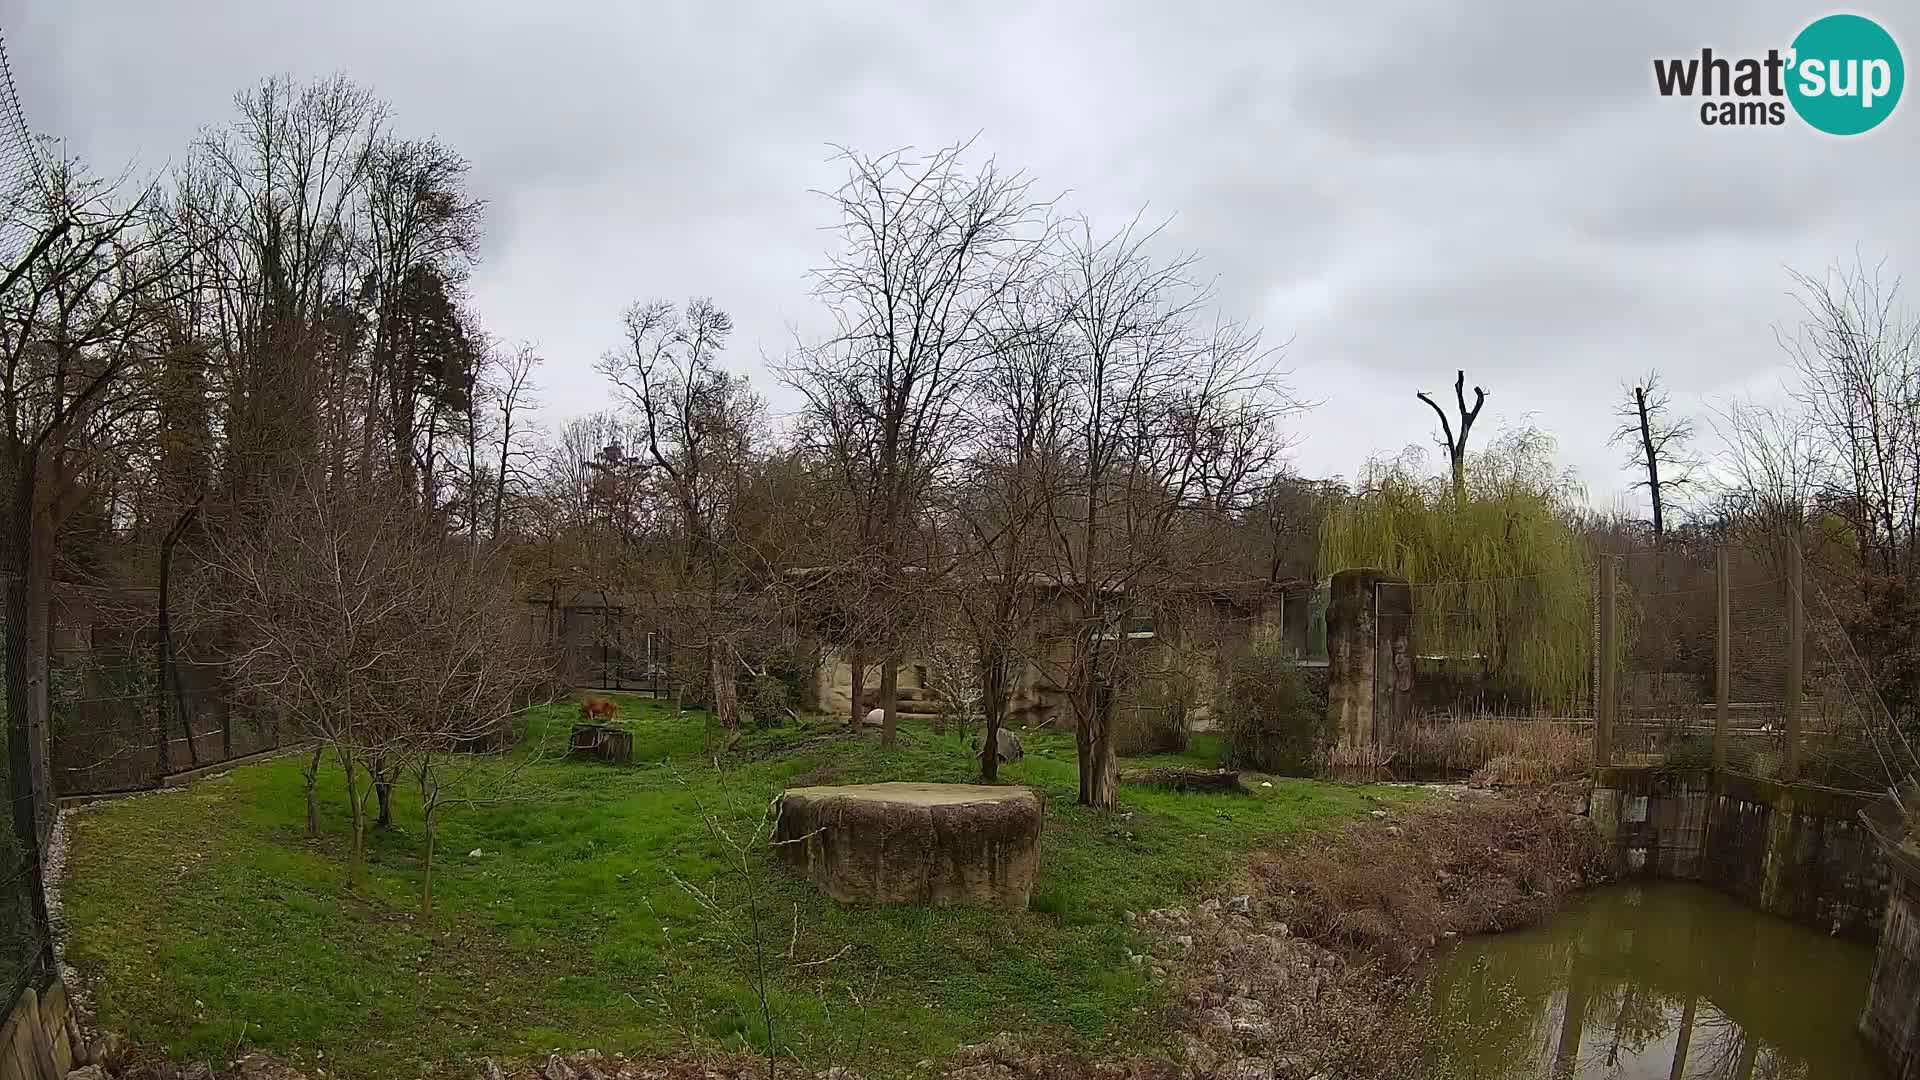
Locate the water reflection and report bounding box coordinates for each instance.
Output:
[1426,882,1882,1079]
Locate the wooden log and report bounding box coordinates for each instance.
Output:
[1122,767,1247,794]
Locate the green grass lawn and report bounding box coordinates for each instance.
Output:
[60,697,1413,1078]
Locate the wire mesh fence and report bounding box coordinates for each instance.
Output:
[1376,538,1918,793]
[0,574,53,1020]
[44,584,284,796]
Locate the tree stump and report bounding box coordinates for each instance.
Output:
[568,724,633,764]
[773,782,1044,909]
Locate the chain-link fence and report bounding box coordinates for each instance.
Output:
[46,585,281,797]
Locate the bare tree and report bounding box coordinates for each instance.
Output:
[937,291,1071,779]
[1039,218,1295,807]
[1,153,194,829]
[1417,370,1487,506]
[487,341,541,538]
[597,298,764,744]
[196,472,542,891]
[785,141,1052,748]
[1609,372,1699,543]
[1781,259,1920,576]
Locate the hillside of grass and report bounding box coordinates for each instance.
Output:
[59,696,1413,1078]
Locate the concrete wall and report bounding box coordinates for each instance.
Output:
[1589,765,1887,940]
[1861,844,1920,1080]
[1326,569,1411,757]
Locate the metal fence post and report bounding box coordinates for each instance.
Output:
[1715,545,1730,773]
[1597,557,1616,767]
[1784,537,1804,781]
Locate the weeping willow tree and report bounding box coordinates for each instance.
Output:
[1319,429,1594,710]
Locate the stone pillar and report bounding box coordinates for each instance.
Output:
[1326,568,1412,762]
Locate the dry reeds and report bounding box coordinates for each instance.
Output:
[1400,712,1590,784]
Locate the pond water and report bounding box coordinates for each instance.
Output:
[1425,882,1883,1079]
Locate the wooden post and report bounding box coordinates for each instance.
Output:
[1784,537,1804,781]
[1597,557,1616,767]
[1715,546,1730,772]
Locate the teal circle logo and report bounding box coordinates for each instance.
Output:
[1787,14,1904,134]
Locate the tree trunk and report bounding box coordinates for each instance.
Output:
[710,644,740,746]
[421,804,437,915]
[374,759,395,830]
[979,644,1009,782]
[0,448,56,975]
[303,745,323,838]
[1635,387,1665,542]
[24,479,53,834]
[1071,659,1119,808]
[343,751,367,888]
[879,656,899,748]
[848,650,869,729]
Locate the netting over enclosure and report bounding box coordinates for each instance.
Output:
[0,32,54,1017]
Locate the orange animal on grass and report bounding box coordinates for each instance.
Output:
[579,697,617,723]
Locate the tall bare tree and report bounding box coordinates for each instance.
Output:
[1610,371,1699,543]
[598,298,764,743]
[786,142,1051,748]
[1417,369,1486,506]
[1040,219,1295,807]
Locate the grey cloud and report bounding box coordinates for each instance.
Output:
[8,0,1916,511]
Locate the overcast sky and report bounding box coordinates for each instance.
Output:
[7,1,1914,511]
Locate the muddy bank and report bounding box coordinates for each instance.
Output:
[1144,782,1614,1079]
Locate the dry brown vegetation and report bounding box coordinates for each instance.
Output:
[1249,784,1611,969]
[1155,786,1615,1079]
[1400,715,1591,785]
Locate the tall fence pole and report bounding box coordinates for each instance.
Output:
[1784,536,1804,781]
[1715,545,1730,772]
[1597,556,1616,767]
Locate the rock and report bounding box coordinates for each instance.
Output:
[1222,1058,1273,1080]
[1198,1006,1235,1037]
[468,849,483,859]
[774,783,1045,908]
[1228,895,1253,915]
[993,727,1023,763]
[1369,810,1388,819]
[1230,1016,1275,1041]
[864,707,885,729]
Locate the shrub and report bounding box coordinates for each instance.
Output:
[1220,643,1327,776]
[1117,666,1196,756]
[746,675,792,729]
